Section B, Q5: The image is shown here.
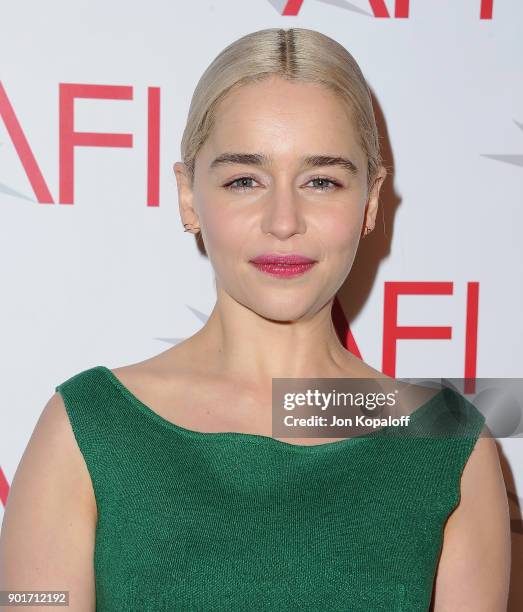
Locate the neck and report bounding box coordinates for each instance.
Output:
[190,291,357,385]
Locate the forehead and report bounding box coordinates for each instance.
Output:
[202,76,362,162]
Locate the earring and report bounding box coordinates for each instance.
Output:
[183,223,200,233]
[364,226,373,236]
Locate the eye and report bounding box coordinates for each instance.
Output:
[306,177,342,191]
[223,175,342,192]
[224,176,259,191]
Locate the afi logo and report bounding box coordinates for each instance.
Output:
[0,82,160,206]
[270,0,495,19]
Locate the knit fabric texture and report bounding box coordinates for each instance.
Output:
[55,366,486,612]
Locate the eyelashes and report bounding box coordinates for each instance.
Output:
[223,176,343,192]
[224,177,256,191]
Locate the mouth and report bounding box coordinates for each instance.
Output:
[248,253,318,279]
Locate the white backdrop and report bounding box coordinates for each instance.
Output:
[1,0,522,600]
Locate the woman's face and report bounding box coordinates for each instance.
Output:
[175,75,386,322]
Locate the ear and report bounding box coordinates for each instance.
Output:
[362,165,387,235]
[173,161,200,233]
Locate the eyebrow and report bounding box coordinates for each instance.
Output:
[209,152,358,176]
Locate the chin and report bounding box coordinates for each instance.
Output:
[249,299,317,324]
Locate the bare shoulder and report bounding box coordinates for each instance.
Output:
[0,392,96,607]
[109,342,196,381]
[2,391,97,525]
[106,343,205,397]
[431,426,511,611]
[342,353,387,379]
[340,355,442,413]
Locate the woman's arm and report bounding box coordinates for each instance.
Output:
[0,393,97,611]
[432,431,511,611]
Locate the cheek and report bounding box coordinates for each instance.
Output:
[316,206,362,256]
[192,187,223,243]
[197,197,249,270]
[204,204,245,247]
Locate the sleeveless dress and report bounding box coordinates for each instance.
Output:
[55,365,486,612]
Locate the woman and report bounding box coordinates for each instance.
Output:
[0,28,510,611]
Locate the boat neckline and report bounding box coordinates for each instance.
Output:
[96,365,446,453]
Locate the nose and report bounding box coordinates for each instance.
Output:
[260,183,307,240]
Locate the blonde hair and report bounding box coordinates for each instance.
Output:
[180,28,384,190]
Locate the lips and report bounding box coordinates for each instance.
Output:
[249,253,316,265]
[249,253,317,278]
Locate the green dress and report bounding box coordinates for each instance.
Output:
[55,365,486,611]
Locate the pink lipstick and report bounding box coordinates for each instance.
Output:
[249,253,317,278]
